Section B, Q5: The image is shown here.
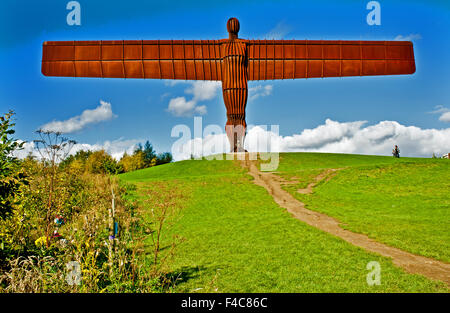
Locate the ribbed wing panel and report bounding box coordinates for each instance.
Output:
[42,40,223,80]
[246,40,415,80]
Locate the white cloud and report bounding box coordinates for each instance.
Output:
[167,97,208,117]
[394,34,422,41]
[40,100,116,133]
[266,21,292,39]
[440,112,450,122]
[186,81,221,102]
[429,105,450,122]
[14,138,142,161]
[172,119,450,161]
[249,84,273,101]
[194,105,207,115]
[166,81,221,117]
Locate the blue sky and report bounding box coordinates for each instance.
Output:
[1,0,449,158]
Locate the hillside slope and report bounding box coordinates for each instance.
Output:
[120,153,449,292]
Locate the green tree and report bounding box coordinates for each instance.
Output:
[134,143,143,154]
[156,152,173,165]
[143,140,156,166]
[0,111,27,220]
[60,149,92,170]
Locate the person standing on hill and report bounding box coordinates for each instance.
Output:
[392,145,400,158]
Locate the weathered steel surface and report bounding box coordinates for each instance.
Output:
[246,40,415,80]
[42,17,416,152]
[42,39,415,80]
[42,39,224,80]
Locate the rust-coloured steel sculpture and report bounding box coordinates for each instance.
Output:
[42,17,416,152]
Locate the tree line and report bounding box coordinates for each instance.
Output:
[60,140,172,175]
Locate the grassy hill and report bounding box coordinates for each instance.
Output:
[119,153,449,292]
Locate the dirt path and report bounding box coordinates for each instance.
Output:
[297,168,341,194]
[241,158,450,286]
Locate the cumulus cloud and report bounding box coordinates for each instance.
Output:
[166,81,221,117]
[265,21,292,39]
[186,81,221,102]
[249,84,273,101]
[394,34,422,41]
[440,112,450,122]
[40,100,116,133]
[14,138,142,161]
[167,97,208,117]
[172,119,450,161]
[429,105,450,122]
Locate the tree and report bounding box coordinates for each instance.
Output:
[0,111,27,220]
[143,141,156,166]
[60,149,92,170]
[134,143,143,154]
[85,150,121,175]
[156,152,173,165]
[119,150,146,172]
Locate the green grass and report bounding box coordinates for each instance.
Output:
[120,156,245,182]
[120,154,449,292]
[277,154,450,262]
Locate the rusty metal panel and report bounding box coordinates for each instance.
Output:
[308,60,322,78]
[362,45,386,60]
[195,60,205,80]
[324,45,340,59]
[42,61,75,76]
[324,60,340,77]
[159,44,173,59]
[295,60,307,78]
[75,61,102,77]
[143,45,159,59]
[283,45,294,59]
[101,61,124,78]
[143,60,160,79]
[75,45,100,61]
[124,44,142,60]
[342,45,361,59]
[124,61,144,78]
[173,60,186,79]
[386,60,415,75]
[363,60,385,75]
[265,60,274,79]
[102,44,123,60]
[42,44,74,61]
[386,44,412,59]
[342,60,361,76]
[283,59,295,78]
[172,44,185,59]
[274,60,283,79]
[294,45,307,59]
[307,44,322,59]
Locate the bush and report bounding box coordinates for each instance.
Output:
[0,167,175,292]
[85,150,122,175]
[0,125,180,292]
[0,111,27,220]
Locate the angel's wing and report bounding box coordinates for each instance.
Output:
[42,40,224,80]
[246,40,415,80]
